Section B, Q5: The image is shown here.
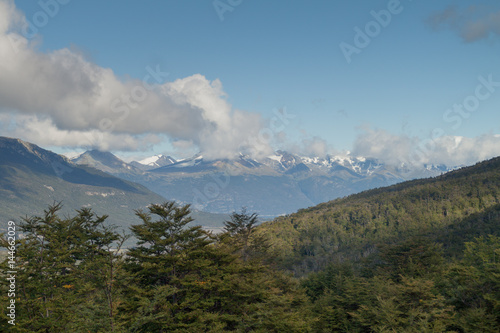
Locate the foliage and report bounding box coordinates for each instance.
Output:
[119,202,311,332]
[0,203,126,332]
[0,202,311,331]
[303,236,500,332]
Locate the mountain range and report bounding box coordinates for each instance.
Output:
[71,149,459,217]
[0,137,227,239]
[0,135,462,230]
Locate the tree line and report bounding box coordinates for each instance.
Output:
[0,202,311,332]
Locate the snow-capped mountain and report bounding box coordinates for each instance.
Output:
[264,151,386,176]
[132,154,177,170]
[72,149,458,217]
[73,150,141,175]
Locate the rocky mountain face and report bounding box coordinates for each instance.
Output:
[71,149,458,218]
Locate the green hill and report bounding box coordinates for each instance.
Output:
[260,156,500,275]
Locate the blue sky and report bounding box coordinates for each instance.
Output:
[1,0,500,165]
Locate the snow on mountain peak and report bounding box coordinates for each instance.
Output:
[138,154,164,166]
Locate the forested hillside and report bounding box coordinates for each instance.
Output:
[252,156,500,331]
[261,156,500,275]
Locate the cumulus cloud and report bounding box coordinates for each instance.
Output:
[0,0,269,160]
[429,135,500,166]
[0,114,163,152]
[427,5,500,42]
[353,128,500,167]
[352,128,415,166]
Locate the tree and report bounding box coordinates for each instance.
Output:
[377,237,445,281]
[120,202,312,332]
[351,276,455,332]
[0,203,125,332]
[119,202,213,331]
[223,207,269,262]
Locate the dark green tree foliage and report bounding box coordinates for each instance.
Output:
[438,235,500,332]
[119,202,311,332]
[119,202,215,331]
[224,207,258,236]
[255,157,500,330]
[350,276,455,332]
[223,208,269,262]
[0,202,311,332]
[302,236,500,332]
[376,237,445,281]
[0,203,125,332]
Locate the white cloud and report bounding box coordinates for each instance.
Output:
[430,134,500,166]
[353,128,500,167]
[0,114,163,151]
[352,128,415,166]
[0,0,269,160]
[285,136,332,158]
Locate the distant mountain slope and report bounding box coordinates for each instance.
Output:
[0,137,227,237]
[73,150,454,217]
[0,137,164,230]
[259,156,500,275]
[73,150,143,175]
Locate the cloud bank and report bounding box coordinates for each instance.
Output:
[353,128,500,167]
[0,0,268,160]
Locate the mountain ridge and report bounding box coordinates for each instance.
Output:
[0,137,228,236]
[71,148,460,217]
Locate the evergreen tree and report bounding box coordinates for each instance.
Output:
[0,203,125,332]
[439,236,500,332]
[119,202,212,331]
[377,237,445,281]
[120,202,312,332]
[223,208,269,262]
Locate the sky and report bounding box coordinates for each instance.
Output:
[0,0,499,167]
